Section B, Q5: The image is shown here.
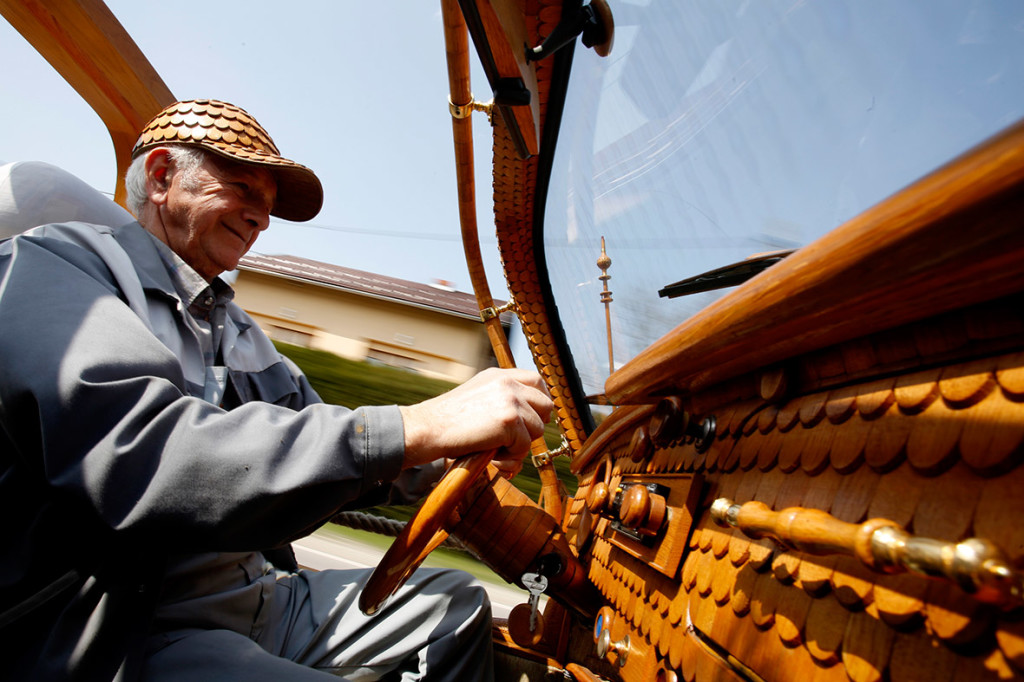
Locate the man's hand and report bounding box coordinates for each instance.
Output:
[399,368,554,472]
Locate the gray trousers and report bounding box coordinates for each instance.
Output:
[142,564,494,681]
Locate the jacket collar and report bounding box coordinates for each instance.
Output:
[110,221,179,298]
[110,222,250,335]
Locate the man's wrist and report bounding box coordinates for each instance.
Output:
[398,404,429,468]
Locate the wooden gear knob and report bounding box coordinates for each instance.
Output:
[619,485,667,536]
[587,481,611,515]
[629,425,653,463]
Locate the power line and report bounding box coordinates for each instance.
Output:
[271,218,470,243]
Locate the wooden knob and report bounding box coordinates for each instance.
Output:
[644,493,668,535]
[649,396,688,447]
[629,425,653,463]
[587,481,610,514]
[619,485,668,535]
[508,603,544,647]
[593,606,615,642]
[619,485,651,527]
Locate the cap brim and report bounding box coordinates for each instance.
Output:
[199,143,324,222]
[268,164,324,223]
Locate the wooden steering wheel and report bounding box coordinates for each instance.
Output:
[358,449,496,615]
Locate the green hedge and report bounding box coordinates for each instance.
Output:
[274,342,458,409]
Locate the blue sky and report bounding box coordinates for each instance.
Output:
[0,1,504,295]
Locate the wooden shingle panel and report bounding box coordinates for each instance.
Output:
[857,378,897,419]
[893,369,942,412]
[959,391,1024,474]
[938,359,997,407]
[904,400,962,474]
[830,556,876,610]
[863,408,913,472]
[923,581,994,647]
[865,463,924,528]
[804,594,849,667]
[996,351,1024,397]
[995,618,1024,675]
[873,572,927,629]
[841,608,894,682]
[973,466,1024,562]
[888,632,958,682]
[911,462,983,540]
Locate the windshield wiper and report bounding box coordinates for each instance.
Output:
[658,249,797,298]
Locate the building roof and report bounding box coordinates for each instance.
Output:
[238,253,510,323]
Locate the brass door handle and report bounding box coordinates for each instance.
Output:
[711,497,1024,609]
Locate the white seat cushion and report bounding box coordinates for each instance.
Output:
[0,161,134,239]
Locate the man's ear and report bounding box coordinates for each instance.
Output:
[144,149,173,206]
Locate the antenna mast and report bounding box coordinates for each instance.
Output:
[598,236,614,376]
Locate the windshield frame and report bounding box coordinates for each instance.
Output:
[460,0,599,437]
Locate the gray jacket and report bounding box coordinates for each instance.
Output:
[0,221,425,680]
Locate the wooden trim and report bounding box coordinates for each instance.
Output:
[442,0,518,364]
[0,0,174,206]
[443,0,553,474]
[607,120,1024,405]
[571,404,653,474]
[473,0,540,155]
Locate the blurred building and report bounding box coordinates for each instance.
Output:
[233,254,511,383]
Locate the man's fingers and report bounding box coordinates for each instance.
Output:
[500,367,551,392]
[492,457,524,480]
[524,386,555,424]
[400,368,555,468]
[500,396,550,457]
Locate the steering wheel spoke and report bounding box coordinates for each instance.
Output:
[358,449,496,615]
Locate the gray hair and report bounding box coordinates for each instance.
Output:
[124,145,208,217]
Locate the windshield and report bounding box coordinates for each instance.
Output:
[543,0,1024,402]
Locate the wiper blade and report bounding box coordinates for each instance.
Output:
[658,249,797,298]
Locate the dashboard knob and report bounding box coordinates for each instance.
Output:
[593,605,615,642]
[587,481,610,515]
[619,484,668,536]
[595,629,630,667]
[619,485,651,527]
[629,425,653,463]
[649,396,688,447]
[649,397,716,452]
[508,603,544,647]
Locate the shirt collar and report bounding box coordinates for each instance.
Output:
[144,232,235,316]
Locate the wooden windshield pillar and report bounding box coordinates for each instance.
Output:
[442,0,563,520]
[441,0,513,368]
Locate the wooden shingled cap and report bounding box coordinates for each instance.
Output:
[131,99,323,222]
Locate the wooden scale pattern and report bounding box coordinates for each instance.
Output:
[569,337,1024,682]
[490,0,591,454]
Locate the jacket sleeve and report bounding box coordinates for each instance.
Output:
[0,234,407,553]
[273,352,446,509]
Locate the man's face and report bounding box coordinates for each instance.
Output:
[161,155,277,281]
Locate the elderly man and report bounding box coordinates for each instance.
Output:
[0,100,552,681]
